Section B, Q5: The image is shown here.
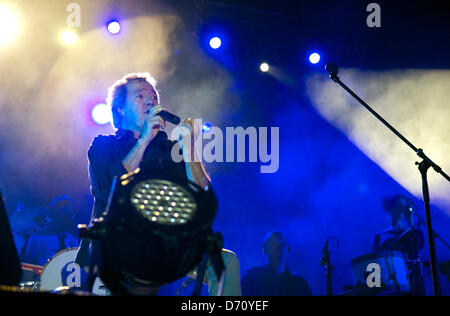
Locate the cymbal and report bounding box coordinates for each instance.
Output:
[9,207,49,235]
[9,205,74,236]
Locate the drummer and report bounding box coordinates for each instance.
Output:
[11,198,79,266]
[21,233,79,266]
[372,194,425,295]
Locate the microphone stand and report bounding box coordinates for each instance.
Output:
[320,239,332,296]
[324,63,450,296]
[320,237,339,296]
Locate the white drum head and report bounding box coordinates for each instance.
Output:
[39,247,108,295]
[40,248,78,291]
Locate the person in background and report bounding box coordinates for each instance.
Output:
[241,231,312,296]
[372,194,425,296]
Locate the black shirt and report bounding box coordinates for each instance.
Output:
[241,265,312,296]
[87,129,187,219]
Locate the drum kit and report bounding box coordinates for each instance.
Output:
[1,247,108,296]
[334,250,450,296]
[6,197,110,295]
[30,247,107,295]
[347,251,412,295]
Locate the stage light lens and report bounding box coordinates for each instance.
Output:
[0,4,20,46]
[61,30,77,45]
[92,103,112,125]
[107,21,121,34]
[209,37,222,49]
[130,180,197,225]
[309,53,321,64]
[260,63,269,72]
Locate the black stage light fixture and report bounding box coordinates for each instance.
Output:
[0,189,22,286]
[80,168,224,295]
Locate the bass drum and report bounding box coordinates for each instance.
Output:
[350,251,411,294]
[39,247,108,295]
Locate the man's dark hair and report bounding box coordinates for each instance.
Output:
[382,194,413,225]
[106,73,159,129]
[262,231,289,252]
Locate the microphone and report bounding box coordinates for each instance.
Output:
[325,62,338,76]
[158,110,181,125]
[407,202,425,226]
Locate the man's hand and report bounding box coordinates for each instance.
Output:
[176,118,202,156]
[174,118,211,188]
[122,105,167,173]
[139,105,167,146]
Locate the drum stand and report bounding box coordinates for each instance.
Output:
[325,63,450,296]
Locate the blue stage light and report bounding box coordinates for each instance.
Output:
[107,21,121,35]
[202,122,212,132]
[309,53,321,64]
[92,103,112,125]
[209,37,221,49]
